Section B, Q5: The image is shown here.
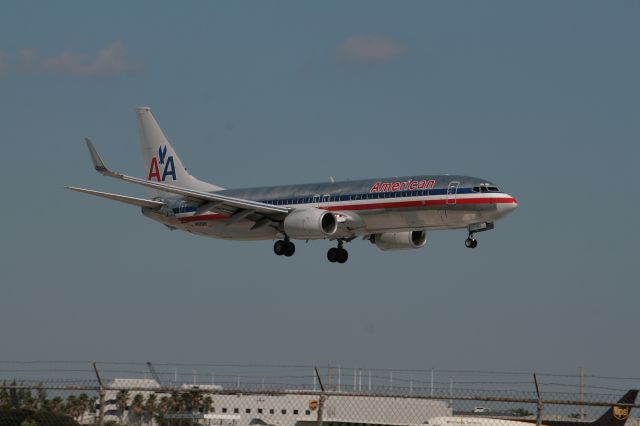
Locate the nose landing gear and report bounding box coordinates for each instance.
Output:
[464,222,494,249]
[327,240,349,263]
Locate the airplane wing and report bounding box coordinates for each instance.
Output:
[83,138,289,217]
[66,186,165,208]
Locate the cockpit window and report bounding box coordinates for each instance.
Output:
[476,183,500,193]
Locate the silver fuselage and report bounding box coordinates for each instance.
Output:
[143,174,518,241]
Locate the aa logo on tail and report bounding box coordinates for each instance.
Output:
[613,406,630,420]
[148,145,176,182]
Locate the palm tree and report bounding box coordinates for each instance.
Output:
[115,389,129,425]
[78,393,90,424]
[157,395,173,426]
[65,395,78,418]
[201,396,213,413]
[169,391,182,413]
[145,394,158,425]
[66,394,86,421]
[46,396,65,413]
[189,390,203,412]
[131,394,145,426]
[0,382,9,409]
[36,384,47,410]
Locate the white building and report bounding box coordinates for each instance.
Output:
[90,379,450,426]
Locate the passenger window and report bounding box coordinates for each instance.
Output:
[270,409,274,414]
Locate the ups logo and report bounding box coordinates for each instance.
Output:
[613,406,630,420]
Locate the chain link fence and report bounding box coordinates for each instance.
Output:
[0,362,638,426]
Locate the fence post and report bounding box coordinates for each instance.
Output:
[315,367,326,426]
[534,373,543,426]
[317,392,327,426]
[92,362,105,426]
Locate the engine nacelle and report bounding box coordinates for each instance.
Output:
[370,230,427,251]
[283,208,338,239]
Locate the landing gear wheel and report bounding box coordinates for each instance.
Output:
[336,248,348,263]
[274,240,286,256]
[465,238,478,249]
[328,247,348,263]
[327,247,338,263]
[283,241,295,257]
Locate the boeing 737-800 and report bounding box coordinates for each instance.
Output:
[68,107,518,263]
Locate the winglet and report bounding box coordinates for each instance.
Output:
[84,138,112,176]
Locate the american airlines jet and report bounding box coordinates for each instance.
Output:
[68,107,518,263]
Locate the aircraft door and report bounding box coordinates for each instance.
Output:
[446,181,459,205]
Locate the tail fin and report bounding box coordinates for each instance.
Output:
[592,390,638,426]
[136,107,223,197]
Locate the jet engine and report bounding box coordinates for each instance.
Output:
[370,230,427,251]
[283,208,338,239]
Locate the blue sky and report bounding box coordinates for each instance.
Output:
[1,1,639,377]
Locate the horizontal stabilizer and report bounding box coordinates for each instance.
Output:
[66,186,164,208]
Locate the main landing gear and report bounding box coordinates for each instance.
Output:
[327,240,348,263]
[274,239,295,257]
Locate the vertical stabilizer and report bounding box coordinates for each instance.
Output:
[545,390,638,426]
[591,390,638,426]
[136,107,222,197]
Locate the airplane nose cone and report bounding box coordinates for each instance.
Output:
[497,195,518,217]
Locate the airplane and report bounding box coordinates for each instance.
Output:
[428,389,638,426]
[68,107,518,263]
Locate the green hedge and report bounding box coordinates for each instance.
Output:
[0,409,80,426]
